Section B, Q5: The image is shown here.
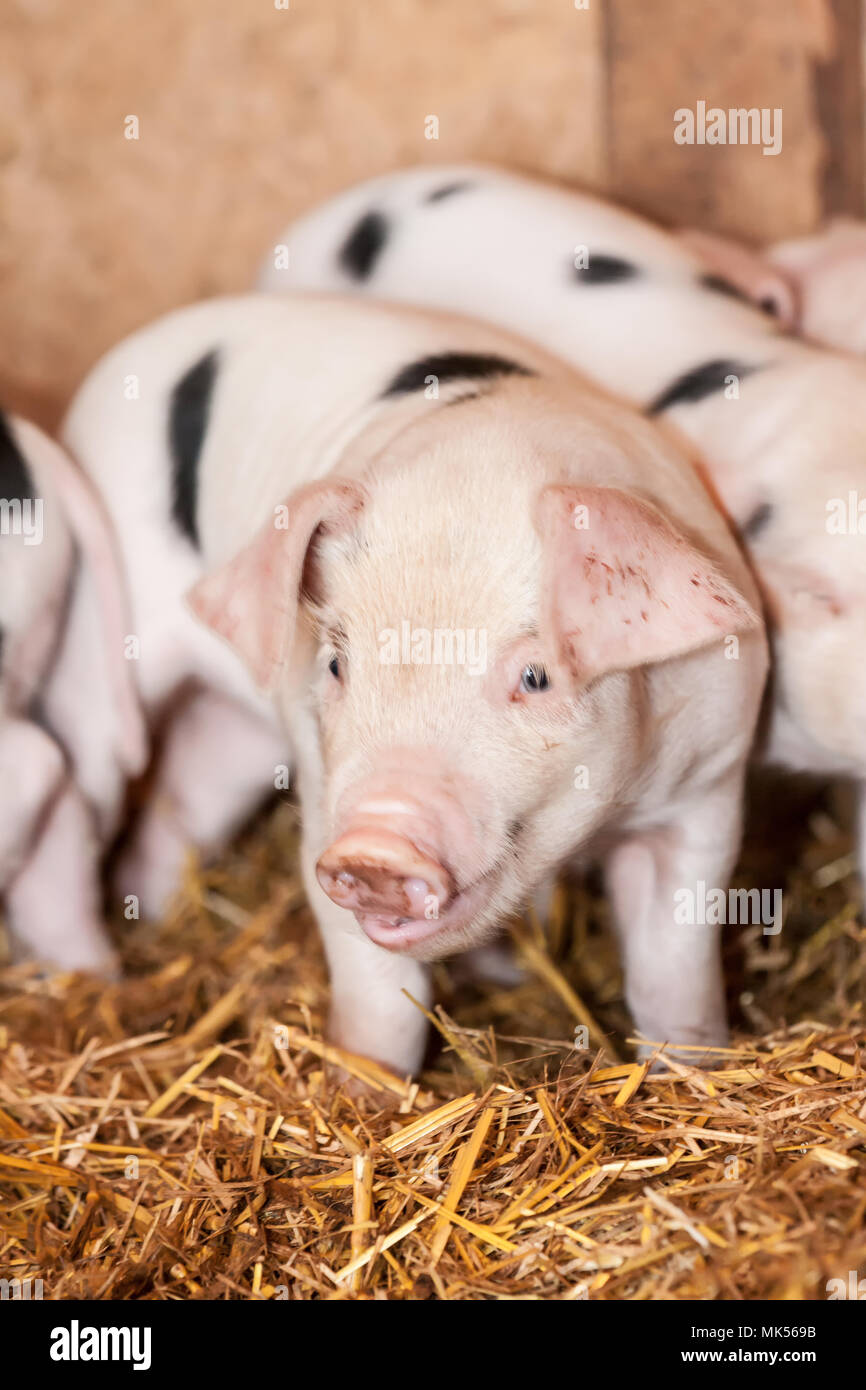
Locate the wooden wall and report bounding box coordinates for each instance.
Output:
[0,0,861,428]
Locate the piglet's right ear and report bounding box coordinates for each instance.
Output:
[187,479,364,692]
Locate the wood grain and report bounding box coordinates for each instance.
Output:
[603,0,839,241]
[0,0,605,426]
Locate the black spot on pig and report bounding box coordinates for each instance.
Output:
[168,350,219,548]
[758,295,783,318]
[700,273,753,307]
[338,211,389,280]
[424,180,475,204]
[647,359,760,415]
[382,352,534,398]
[572,254,638,285]
[742,501,773,540]
[0,410,34,505]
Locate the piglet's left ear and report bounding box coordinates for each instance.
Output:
[538,485,762,685]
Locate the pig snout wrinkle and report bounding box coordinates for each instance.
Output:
[316,827,454,925]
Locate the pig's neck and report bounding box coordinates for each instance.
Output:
[336,393,443,480]
[200,388,447,565]
[649,340,820,529]
[533,266,820,528]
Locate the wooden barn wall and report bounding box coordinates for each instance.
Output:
[605,0,861,236]
[0,0,862,429]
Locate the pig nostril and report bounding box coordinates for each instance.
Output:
[326,870,359,902]
[402,875,434,917]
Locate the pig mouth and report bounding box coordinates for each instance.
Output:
[354,869,502,952]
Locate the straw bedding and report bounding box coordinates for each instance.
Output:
[1,777,864,1301]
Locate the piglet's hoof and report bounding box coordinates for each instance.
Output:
[9,941,122,984]
[323,1031,414,1105]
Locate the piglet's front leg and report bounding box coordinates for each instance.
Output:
[604,778,746,1067]
[301,837,432,1080]
[5,779,118,978]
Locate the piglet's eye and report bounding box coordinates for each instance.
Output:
[519,663,551,693]
[328,654,341,679]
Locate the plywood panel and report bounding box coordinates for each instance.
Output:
[814,0,866,215]
[604,0,840,241]
[0,0,605,426]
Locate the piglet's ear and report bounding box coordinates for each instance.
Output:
[679,227,798,328]
[538,485,761,685]
[187,479,364,692]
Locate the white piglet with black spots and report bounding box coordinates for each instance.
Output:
[260,165,866,875]
[61,293,766,1074]
[0,412,145,972]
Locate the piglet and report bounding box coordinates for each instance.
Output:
[0,411,146,972]
[61,293,766,1073]
[259,165,866,880]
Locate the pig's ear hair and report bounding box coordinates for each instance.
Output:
[679,227,798,328]
[537,485,762,685]
[187,479,365,692]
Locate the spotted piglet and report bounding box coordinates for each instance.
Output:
[260,165,866,878]
[60,294,766,1073]
[0,412,145,972]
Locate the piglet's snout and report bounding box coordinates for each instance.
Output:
[316,827,454,920]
